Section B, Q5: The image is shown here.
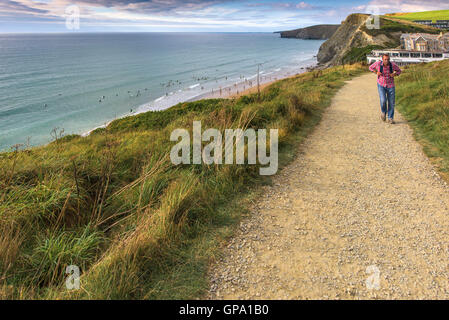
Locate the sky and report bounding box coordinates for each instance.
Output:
[0,0,448,33]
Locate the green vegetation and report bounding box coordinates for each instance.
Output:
[344,15,444,65]
[362,17,441,43]
[343,45,386,64]
[0,64,366,299]
[386,10,449,22]
[396,60,449,182]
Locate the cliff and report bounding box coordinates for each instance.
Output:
[317,14,394,67]
[317,13,441,67]
[279,24,340,40]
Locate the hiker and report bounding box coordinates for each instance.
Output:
[369,54,402,124]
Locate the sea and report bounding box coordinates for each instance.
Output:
[0,32,324,151]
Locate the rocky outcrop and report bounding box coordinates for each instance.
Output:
[279,24,340,40]
[317,14,400,67]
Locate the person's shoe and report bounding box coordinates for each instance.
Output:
[381,113,386,121]
[388,118,395,124]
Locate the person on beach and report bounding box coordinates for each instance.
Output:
[369,54,402,124]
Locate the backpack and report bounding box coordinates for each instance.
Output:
[379,62,393,74]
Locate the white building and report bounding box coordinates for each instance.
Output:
[367,32,449,66]
[367,48,449,66]
[400,33,449,51]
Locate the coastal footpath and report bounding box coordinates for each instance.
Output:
[208,71,449,299]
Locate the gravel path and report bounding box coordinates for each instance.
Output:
[208,73,449,300]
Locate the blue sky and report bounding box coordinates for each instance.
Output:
[0,0,448,33]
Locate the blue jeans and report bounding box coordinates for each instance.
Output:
[377,84,395,119]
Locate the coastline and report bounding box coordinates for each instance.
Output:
[189,62,319,101]
[0,61,320,154]
[0,33,326,152]
[0,60,321,153]
[81,61,319,137]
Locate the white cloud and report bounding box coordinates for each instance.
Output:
[356,0,449,14]
[296,2,314,9]
[3,0,448,32]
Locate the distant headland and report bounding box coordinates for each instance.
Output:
[276,24,340,40]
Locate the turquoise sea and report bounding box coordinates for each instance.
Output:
[0,32,324,151]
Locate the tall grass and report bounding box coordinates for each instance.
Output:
[0,63,366,299]
[396,60,449,181]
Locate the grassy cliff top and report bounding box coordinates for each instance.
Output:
[365,16,443,36]
[0,64,366,299]
[385,10,449,22]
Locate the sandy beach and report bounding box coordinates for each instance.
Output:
[189,64,317,101]
[82,63,317,137]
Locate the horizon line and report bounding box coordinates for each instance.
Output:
[0,30,287,35]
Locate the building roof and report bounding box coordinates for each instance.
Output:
[401,33,448,40]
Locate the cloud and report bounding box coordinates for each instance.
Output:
[0,0,325,29]
[246,1,318,11]
[355,0,449,14]
[296,2,315,9]
[0,0,239,17]
[0,0,245,28]
[1,0,448,32]
[79,0,241,15]
[0,0,50,16]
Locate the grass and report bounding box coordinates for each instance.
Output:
[343,45,386,64]
[362,16,442,42]
[385,10,449,22]
[0,63,367,299]
[396,59,449,182]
